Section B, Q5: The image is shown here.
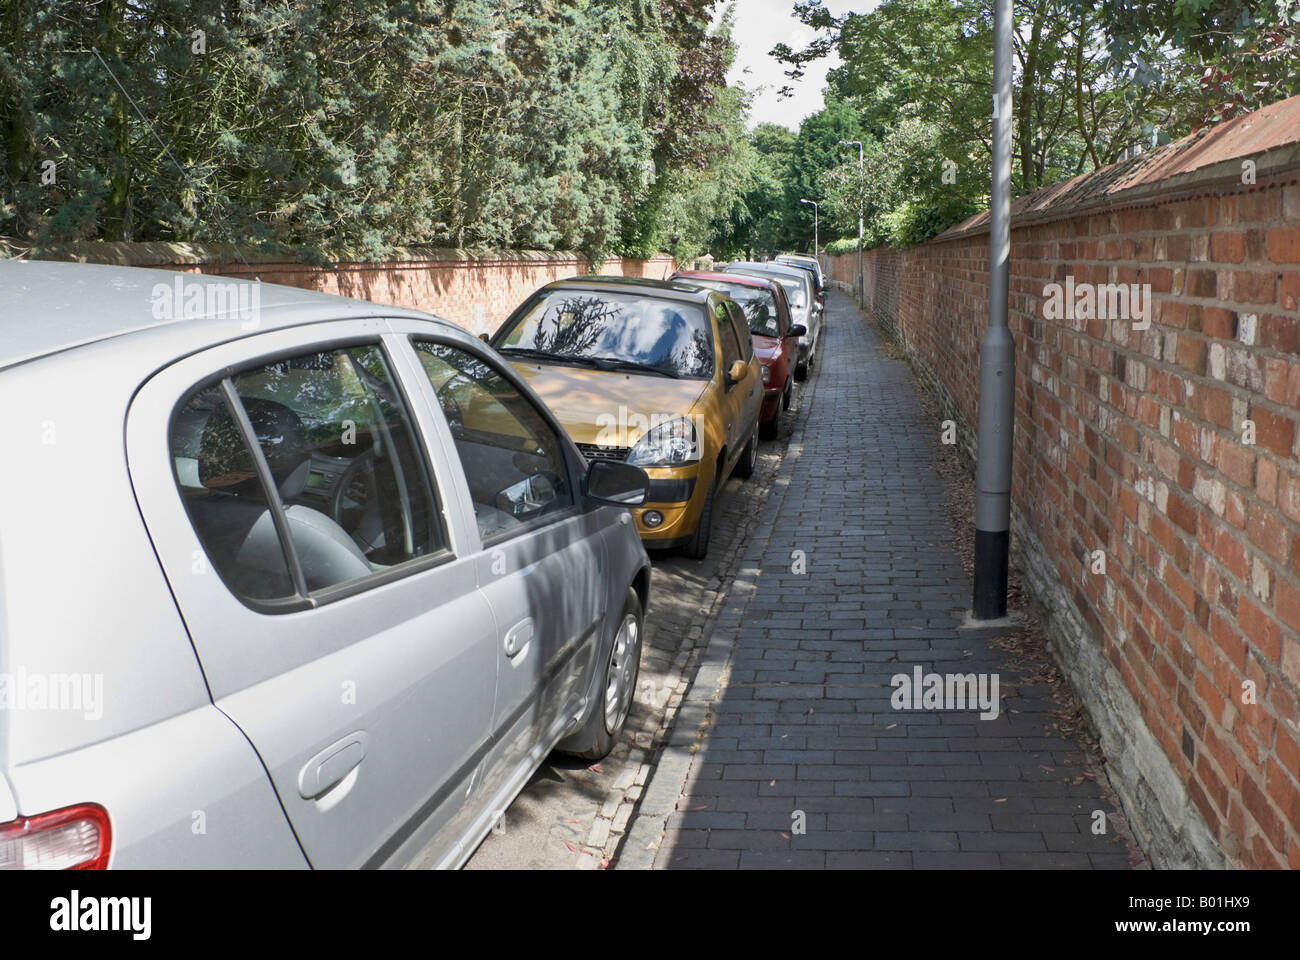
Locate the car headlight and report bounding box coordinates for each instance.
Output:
[761,365,772,384]
[626,417,701,467]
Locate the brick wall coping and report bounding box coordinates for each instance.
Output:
[935,93,1300,244]
[0,240,673,270]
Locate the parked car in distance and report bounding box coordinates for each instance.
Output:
[0,260,652,870]
[775,254,826,303]
[723,261,822,380]
[670,271,805,439]
[491,276,763,559]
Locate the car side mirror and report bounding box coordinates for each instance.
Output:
[787,323,807,338]
[479,332,491,342]
[587,460,649,506]
[727,360,749,385]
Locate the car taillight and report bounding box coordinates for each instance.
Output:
[0,803,111,870]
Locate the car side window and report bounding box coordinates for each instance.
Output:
[717,302,742,375]
[724,302,754,361]
[171,344,447,605]
[412,339,576,543]
[722,303,743,374]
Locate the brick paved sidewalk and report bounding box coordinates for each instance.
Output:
[632,291,1136,870]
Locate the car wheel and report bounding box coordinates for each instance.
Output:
[794,357,808,381]
[733,424,758,479]
[782,382,792,411]
[559,588,643,760]
[759,414,778,441]
[681,473,715,560]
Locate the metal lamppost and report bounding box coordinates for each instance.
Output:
[972,0,1015,620]
[837,139,864,303]
[800,198,818,257]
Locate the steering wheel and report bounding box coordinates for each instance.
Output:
[331,448,385,553]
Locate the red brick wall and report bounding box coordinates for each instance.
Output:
[178,250,676,337]
[40,244,674,337]
[830,165,1300,869]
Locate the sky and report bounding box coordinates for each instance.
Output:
[716,0,878,131]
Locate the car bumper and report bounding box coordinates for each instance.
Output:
[761,386,784,422]
[629,463,707,544]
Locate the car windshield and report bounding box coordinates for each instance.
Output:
[728,269,807,312]
[496,289,714,379]
[678,279,782,337]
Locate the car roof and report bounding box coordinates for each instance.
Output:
[672,271,780,291]
[0,260,445,371]
[726,261,813,282]
[534,273,718,305]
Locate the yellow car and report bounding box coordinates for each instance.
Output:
[490,276,763,558]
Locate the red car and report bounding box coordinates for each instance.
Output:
[671,271,806,439]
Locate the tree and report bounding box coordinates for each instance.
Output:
[0,0,739,264]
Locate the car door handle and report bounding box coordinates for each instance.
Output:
[298,731,369,799]
[504,618,534,658]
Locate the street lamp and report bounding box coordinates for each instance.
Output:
[799,198,819,257]
[837,139,864,303]
[972,0,1015,620]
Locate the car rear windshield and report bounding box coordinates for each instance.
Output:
[679,279,782,337]
[495,289,714,379]
[729,269,807,312]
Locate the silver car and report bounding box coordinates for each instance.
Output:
[0,261,651,869]
[774,253,825,292]
[723,261,822,379]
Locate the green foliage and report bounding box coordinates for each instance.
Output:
[0,0,737,263]
[752,0,1300,252]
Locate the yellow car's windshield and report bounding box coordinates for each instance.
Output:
[497,290,714,380]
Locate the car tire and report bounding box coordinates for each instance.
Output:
[558,588,643,760]
[794,358,808,381]
[681,473,716,560]
[733,424,758,479]
[759,414,778,441]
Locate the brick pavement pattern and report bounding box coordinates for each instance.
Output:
[652,291,1135,869]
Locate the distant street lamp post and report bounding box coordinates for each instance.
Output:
[838,139,864,303]
[800,198,818,257]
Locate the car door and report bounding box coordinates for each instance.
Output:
[713,299,745,470]
[722,300,762,449]
[399,332,606,820]
[126,319,499,870]
[728,299,764,434]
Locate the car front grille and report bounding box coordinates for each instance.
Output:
[577,442,631,463]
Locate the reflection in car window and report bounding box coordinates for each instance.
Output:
[413,340,575,542]
[494,290,714,379]
[724,302,755,361]
[717,303,741,374]
[678,279,782,337]
[728,269,808,313]
[171,345,446,604]
[172,386,297,601]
